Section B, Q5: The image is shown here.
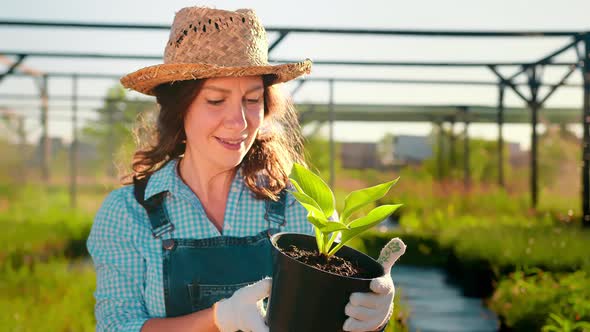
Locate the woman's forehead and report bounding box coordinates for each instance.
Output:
[202,76,263,92]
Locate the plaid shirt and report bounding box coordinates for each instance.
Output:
[87,159,313,331]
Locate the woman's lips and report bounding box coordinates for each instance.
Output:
[215,136,246,151]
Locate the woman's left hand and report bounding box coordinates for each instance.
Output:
[343,238,406,332]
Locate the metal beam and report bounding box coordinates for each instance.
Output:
[10,72,122,79]
[290,80,307,97]
[0,50,160,60]
[5,73,585,88]
[0,20,170,30]
[302,77,581,87]
[305,77,580,87]
[0,54,26,83]
[507,65,528,83]
[539,64,579,106]
[274,59,576,67]
[0,20,581,37]
[536,36,582,65]
[4,102,582,124]
[268,31,289,53]
[526,36,581,70]
[506,37,579,87]
[0,54,42,77]
[488,65,530,103]
[0,51,577,67]
[295,103,581,124]
[4,113,95,122]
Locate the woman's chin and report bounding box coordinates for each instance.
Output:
[215,154,246,170]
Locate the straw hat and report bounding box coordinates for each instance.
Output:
[120,6,312,96]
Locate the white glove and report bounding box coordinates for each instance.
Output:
[213,278,271,332]
[343,238,406,332]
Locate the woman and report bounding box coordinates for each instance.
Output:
[87,6,395,332]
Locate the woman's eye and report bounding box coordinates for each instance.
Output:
[207,99,224,105]
[246,98,261,104]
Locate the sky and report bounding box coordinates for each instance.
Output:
[1,0,589,149]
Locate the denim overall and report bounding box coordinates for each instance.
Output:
[133,175,286,317]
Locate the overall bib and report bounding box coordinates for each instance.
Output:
[133,175,286,317]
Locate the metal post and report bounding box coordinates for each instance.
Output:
[437,121,444,180]
[17,115,26,182]
[70,74,78,208]
[329,79,335,189]
[449,118,456,170]
[107,102,115,178]
[39,74,50,182]
[463,109,470,188]
[498,83,505,187]
[582,34,590,226]
[528,67,540,209]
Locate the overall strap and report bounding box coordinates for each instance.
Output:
[264,190,287,227]
[133,175,175,239]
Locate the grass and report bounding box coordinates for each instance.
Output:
[0,258,96,332]
[387,289,410,332]
[0,185,95,269]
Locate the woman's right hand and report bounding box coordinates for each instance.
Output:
[213,278,271,332]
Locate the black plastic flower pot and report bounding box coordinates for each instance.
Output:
[267,232,385,332]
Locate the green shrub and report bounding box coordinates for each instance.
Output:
[489,270,590,331]
[439,225,590,274]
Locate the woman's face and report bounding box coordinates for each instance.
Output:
[184,75,265,172]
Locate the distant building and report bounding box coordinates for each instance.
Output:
[341,142,379,169]
[391,135,433,165]
[30,136,100,165]
[507,142,528,168]
[341,135,433,169]
[77,141,100,161]
[30,137,65,165]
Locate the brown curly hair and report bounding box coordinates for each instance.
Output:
[123,76,305,201]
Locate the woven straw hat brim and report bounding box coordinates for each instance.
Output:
[120,59,312,96]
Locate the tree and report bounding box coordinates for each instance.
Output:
[303,131,341,179]
[81,85,156,177]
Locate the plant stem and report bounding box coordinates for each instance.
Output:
[327,242,346,257]
[314,227,325,254]
[325,232,339,253]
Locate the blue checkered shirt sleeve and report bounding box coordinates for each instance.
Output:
[87,189,150,332]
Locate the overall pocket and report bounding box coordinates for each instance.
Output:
[188,281,253,311]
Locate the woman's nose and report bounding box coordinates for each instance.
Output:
[224,102,248,130]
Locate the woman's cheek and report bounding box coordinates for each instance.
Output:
[250,107,264,127]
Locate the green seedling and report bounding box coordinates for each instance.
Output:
[289,163,402,258]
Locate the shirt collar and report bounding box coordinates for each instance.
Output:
[144,158,246,201]
[144,158,178,200]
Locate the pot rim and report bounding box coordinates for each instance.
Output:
[270,231,385,281]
